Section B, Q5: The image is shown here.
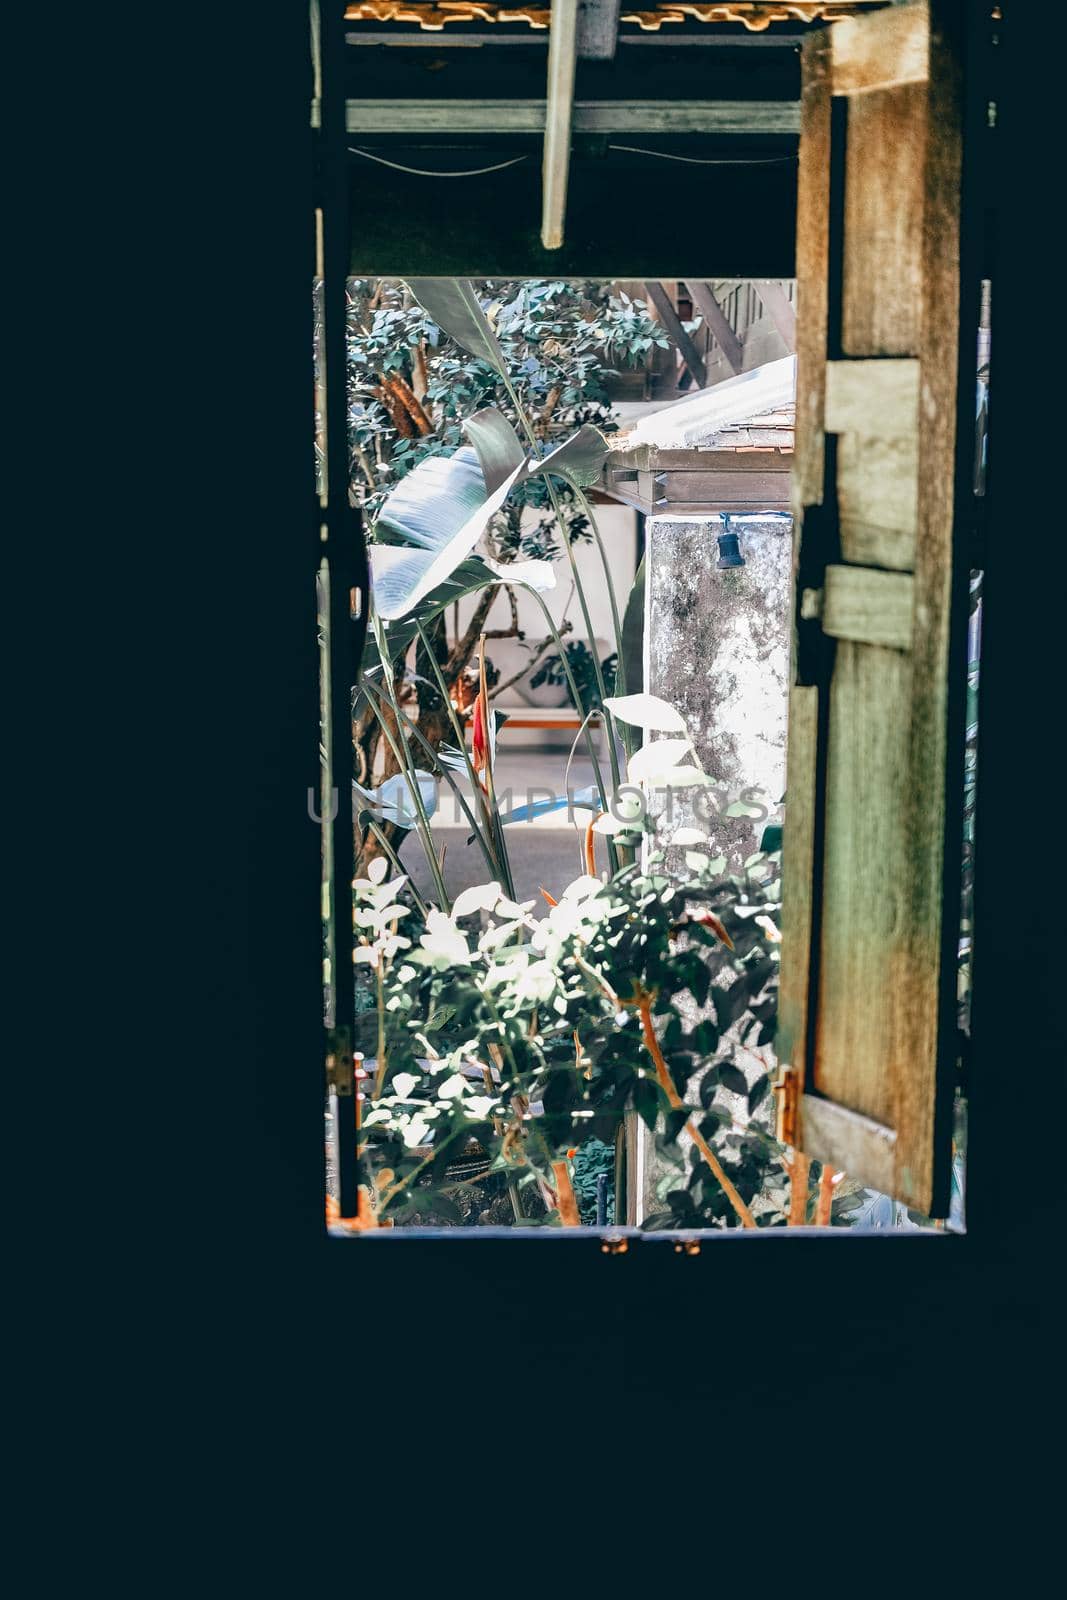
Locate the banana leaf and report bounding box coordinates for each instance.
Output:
[370,445,524,619]
[617,555,646,758]
[361,553,555,680]
[464,406,608,494]
[404,278,507,375]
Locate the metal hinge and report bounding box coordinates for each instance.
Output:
[773,1063,800,1148]
[326,1027,354,1096]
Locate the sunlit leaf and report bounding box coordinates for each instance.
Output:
[602,692,687,733]
[403,278,507,374]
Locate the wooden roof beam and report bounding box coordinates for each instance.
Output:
[345,99,799,132]
[644,281,707,388]
[542,0,579,249]
[577,0,620,60]
[684,280,744,374]
[754,279,797,348]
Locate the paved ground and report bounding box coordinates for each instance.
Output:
[398,744,605,909]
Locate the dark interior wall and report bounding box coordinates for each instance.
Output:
[348,142,798,276]
[231,0,1057,1527]
[344,31,800,274]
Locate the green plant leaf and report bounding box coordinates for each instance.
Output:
[617,554,645,755]
[529,425,610,490]
[370,446,525,620]
[463,407,525,496]
[404,278,507,374]
[719,1062,749,1097]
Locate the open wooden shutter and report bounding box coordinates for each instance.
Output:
[777,1,971,1217]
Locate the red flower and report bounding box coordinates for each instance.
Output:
[471,683,489,778]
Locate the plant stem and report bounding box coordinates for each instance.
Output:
[523,588,619,875]
[788,1150,810,1226]
[360,813,430,918]
[552,1160,582,1226]
[414,617,513,892]
[572,484,627,696]
[477,635,518,902]
[367,616,452,910]
[373,961,388,1099]
[637,994,757,1229]
[366,673,500,887]
[498,370,624,794]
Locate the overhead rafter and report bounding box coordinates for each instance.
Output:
[753,278,797,345]
[644,281,707,387]
[684,280,744,373]
[344,98,800,131]
[542,0,579,248]
[577,0,621,58]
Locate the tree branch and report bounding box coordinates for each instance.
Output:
[446,585,501,678]
[488,620,573,701]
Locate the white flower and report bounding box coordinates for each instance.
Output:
[513,959,557,1006]
[402,1117,432,1149]
[562,875,602,902]
[419,910,472,966]
[368,857,389,886]
[479,919,524,952]
[594,790,645,835]
[462,1094,499,1120]
[603,692,687,733]
[627,738,693,785]
[647,766,714,789]
[495,896,536,920]
[451,881,502,919]
[435,1072,469,1100]
[390,1072,420,1100]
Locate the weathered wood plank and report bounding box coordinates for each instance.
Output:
[576,0,619,61]
[778,27,832,1113]
[644,282,707,388]
[753,279,797,348]
[607,447,791,473]
[778,684,819,1086]
[824,358,920,439]
[345,99,801,135]
[799,1095,897,1196]
[780,2,963,1219]
[542,0,578,250]
[842,84,927,356]
[894,0,965,1214]
[684,281,744,374]
[657,470,792,508]
[791,30,832,518]
[836,430,918,569]
[821,565,914,650]
[815,640,912,1128]
[831,2,929,96]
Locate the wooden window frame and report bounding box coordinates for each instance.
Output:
[253,6,1060,1311]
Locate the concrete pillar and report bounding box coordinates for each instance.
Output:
[634,513,792,1222]
[645,515,791,872]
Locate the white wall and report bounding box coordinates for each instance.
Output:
[454,500,638,710]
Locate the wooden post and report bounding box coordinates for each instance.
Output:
[685,281,745,374]
[542,0,579,250]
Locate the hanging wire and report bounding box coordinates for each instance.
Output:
[348,144,795,177]
[348,146,528,176]
[607,145,796,165]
